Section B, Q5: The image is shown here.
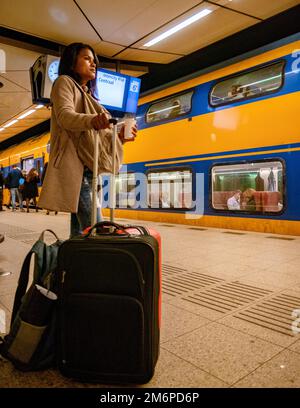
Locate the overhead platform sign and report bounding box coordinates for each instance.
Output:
[30,55,141,117]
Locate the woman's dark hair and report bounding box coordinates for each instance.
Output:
[58,42,99,95]
[26,168,37,182]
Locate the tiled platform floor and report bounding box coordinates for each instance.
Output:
[1,210,300,388]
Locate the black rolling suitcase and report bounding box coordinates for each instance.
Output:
[56,120,161,384]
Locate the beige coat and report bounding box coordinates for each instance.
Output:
[38,75,123,213]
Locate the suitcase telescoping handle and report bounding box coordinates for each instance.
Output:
[109,118,118,224]
[85,221,150,237]
[86,221,130,236]
[91,118,118,231]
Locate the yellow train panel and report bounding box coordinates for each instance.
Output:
[125,91,300,164]
[0,133,50,166]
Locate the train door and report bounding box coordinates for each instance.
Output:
[21,156,34,175]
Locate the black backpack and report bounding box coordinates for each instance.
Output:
[0,230,63,371]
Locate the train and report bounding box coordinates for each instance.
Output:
[1,34,300,235]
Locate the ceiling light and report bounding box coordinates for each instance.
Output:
[143,8,212,47]
[17,109,36,119]
[3,119,18,128]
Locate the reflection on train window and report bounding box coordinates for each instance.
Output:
[147,169,192,209]
[116,172,136,208]
[210,61,284,106]
[146,91,193,123]
[211,160,284,213]
[21,157,34,174]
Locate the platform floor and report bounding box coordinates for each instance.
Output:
[1,209,300,388]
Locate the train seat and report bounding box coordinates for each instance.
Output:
[253,191,263,211]
[213,191,236,210]
[177,192,192,208]
[261,191,281,212]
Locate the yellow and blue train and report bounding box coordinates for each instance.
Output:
[1,34,300,235]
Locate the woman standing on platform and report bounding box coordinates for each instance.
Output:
[38,43,137,237]
[23,168,40,212]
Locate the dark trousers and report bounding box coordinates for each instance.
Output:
[70,169,93,238]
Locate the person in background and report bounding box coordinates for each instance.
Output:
[38,42,137,237]
[228,84,243,100]
[227,190,241,210]
[4,173,11,209]
[22,168,40,213]
[7,164,24,212]
[242,188,257,211]
[18,170,26,208]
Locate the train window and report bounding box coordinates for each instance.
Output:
[116,172,136,208]
[147,168,192,209]
[146,91,193,123]
[210,61,285,106]
[211,160,284,213]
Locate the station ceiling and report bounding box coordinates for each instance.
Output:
[0,0,299,146]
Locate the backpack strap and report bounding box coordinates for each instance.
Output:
[11,250,35,324]
[11,230,58,324]
[38,229,59,242]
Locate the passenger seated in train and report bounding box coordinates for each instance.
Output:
[241,84,261,98]
[227,84,243,100]
[168,100,182,119]
[227,190,241,210]
[242,86,252,98]
[159,191,171,208]
[242,188,257,211]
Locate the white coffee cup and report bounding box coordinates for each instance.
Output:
[124,117,136,140]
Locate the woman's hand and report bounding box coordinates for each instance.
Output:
[118,124,138,144]
[91,112,111,130]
